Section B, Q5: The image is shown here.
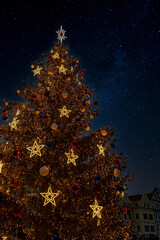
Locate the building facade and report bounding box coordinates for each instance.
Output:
[121,188,160,238]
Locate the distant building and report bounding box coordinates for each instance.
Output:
[121,188,160,238]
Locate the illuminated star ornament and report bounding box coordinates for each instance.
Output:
[65,148,78,166]
[90,199,103,219]
[40,186,59,206]
[58,105,71,118]
[52,52,60,59]
[97,144,105,156]
[2,237,7,240]
[33,66,43,76]
[27,140,45,158]
[56,25,67,44]
[0,161,4,173]
[57,64,67,74]
[9,115,19,130]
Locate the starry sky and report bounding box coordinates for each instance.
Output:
[0,0,160,195]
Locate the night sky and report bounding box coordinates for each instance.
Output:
[1,0,160,195]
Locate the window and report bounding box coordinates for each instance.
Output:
[149,214,153,220]
[144,203,146,207]
[124,214,126,220]
[145,225,149,232]
[137,225,140,232]
[128,213,131,219]
[147,204,149,207]
[150,226,155,232]
[136,213,139,219]
[143,213,148,220]
[135,203,138,207]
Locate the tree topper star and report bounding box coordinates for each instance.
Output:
[58,105,71,118]
[57,64,67,74]
[33,66,43,76]
[40,186,59,206]
[97,144,105,156]
[65,148,78,166]
[27,140,45,158]
[0,161,4,173]
[56,25,67,44]
[90,199,103,219]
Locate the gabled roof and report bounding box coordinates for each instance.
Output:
[128,194,142,201]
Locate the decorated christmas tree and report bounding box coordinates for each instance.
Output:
[0,26,132,240]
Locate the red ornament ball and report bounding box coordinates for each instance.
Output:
[81,102,86,107]
[43,115,49,121]
[13,149,21,158]
[94,112,98,116]
[32,94,37,100]
[113,159,119,165]
[14,206,23,217]
[70,184,79,193]
[11,180,18,188]
[3,109,8,114]
[72,141,78,148]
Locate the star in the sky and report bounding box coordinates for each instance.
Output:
[0,161,4,173]
[97,144,105,156]
[58,105,71,118]
[57,64,67,74]
[33,66,43,76]
[52,52,60,59]
[40,186,59,206]
[56,25,67,44]
[9,117,19,130]
[90,199,103,219]
[27,140,45,158]
[65,148,78,166]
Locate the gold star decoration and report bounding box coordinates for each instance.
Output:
[2,237,7,240]
[56,25,67,44]
[58,105,71,118]
[33,66,43,76]
[27,140,45,158]
[90,199,103,219]
[9,117,19,130]
[65,148,78,166]
[57,64,67,74]
[40,186,59,206]
[52,52,60,59]
[97,144,105,156]
[0,161,4,173]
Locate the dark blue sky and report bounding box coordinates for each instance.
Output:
[0,0,160,195]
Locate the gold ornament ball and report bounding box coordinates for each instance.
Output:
[61,59,65,63]
[5,101,8,106]
[48,71,52,75]
[76,60,79,63]
[78,81,81,85]
[38,83,42,87]
[66,51,68,54]
[114,169,121,177]
[50,49,53,53]
[16,89,20,94]
[39,166,49,176]
[35,111,40,115]
[67,77,71,81]
[81,108,85,112]
[31,64,34,69]
[86,126,90,131]
[62,92,68,98]
[90,114,94,119]
[101,129,107,136]
[51,123,58,130]
[86,101,90,105]
[120,191,124,198]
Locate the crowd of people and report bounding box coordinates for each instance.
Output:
[131,234,159,240]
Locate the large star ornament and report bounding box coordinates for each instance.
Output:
[0,161,4,173]
[9,117,19,130]
[58,105,71,118]
[57,64,67,74]
[2,237,7,240]
[27,140,45,158]
[97,144,105,156]
[90,199,103,219]
[40,186,59,206]
[65,148,78,166]
[52,52,60,59]
[33,66,43,76]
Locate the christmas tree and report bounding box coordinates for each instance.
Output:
[0,26,132,240]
